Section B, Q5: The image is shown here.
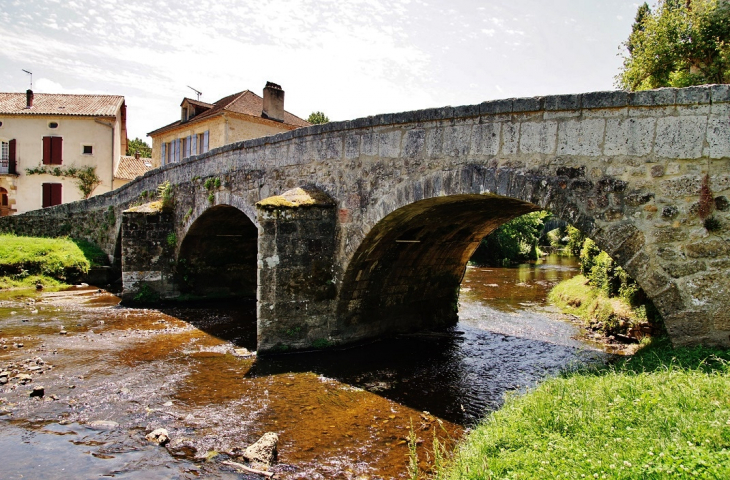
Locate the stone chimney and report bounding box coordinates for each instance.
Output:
[262,82,284,123]
[134,151,140,160]
[26,89,33,109]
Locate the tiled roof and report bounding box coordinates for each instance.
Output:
[0,92,124,117]
[148,90,310,136]
[115,155,154,181]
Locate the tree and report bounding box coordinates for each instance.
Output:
[617,0,730,90]
[127,137,152,157]
[307,111,330,124]
[470,211,552,266]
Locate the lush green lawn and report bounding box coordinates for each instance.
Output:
[437,339,730,479]
[0,234,104,288]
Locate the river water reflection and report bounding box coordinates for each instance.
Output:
[0,255,605,479]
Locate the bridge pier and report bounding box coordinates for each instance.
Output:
[256,187,338,352]
[120,203,179,303]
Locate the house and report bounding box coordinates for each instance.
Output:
[113,152,154,189]
[148,82,310,166]
[0,90,127,215]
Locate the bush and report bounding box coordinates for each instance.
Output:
[471,211,551,266]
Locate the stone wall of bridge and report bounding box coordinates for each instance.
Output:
[0,85,728,350]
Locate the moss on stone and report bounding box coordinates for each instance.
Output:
[125,200,164,213]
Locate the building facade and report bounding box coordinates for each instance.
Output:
[148,82,310,166]
[0,90,127,215]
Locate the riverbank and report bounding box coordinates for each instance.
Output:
[436,337,730,479]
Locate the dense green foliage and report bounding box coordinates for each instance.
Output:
[617,0,730,90]
[127,137,152,157]
[0,234,94,287]
[437,338,730,479]
[307,111,330,124]
[470,211,551,266]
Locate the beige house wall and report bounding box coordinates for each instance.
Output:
[0,112,122,214]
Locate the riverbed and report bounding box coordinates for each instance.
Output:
[0,255,606,479]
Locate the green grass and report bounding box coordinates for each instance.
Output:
[435,338,730,479]
[549,275,648,337]
[0,234,104,288]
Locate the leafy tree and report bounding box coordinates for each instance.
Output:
[471,211,551,266]
[617,0,730,90]
[127,137,152,157]
[307,111,330,124]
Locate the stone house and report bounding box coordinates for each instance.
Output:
[148,82,310,166]
[0,90,128,215]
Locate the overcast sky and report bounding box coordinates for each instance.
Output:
[1,0,642,141]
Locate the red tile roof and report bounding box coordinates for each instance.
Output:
[115,155,154,181]
[0,92,124,117]
[148,90,310,136]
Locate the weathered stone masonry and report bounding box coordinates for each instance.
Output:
[1,85,729,351]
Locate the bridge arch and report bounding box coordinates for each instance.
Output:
[334,166,653,342]
[176,204,258,299]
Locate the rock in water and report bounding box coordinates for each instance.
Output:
[146,428,170,445]
[29,386,44,398]
[243,432,279,468]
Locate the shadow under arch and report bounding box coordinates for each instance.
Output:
[177,204,258,299]
[335,193,542,342]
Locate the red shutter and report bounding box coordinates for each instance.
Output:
[51,183,62,206]
[42,137,52,165]
[8,139,16,175]
[42,183,51,208]
[51,137,63,165]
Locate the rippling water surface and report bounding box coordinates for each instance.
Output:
[0,255,606,479]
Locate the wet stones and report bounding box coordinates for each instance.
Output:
[29,386,44,398]
[146,428,170,446]
[243,432,279,469]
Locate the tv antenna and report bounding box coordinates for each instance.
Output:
[22,69,33,90]
[187,85,202,100]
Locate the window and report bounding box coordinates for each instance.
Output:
[42,136,63,165]
[198,131,209,154]
[0,187,7,207]
[48,122,59,129]
[83,145,93,155]
[42,183,62,208]
[0,141,7,162]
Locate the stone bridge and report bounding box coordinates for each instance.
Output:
[2,85,729,352]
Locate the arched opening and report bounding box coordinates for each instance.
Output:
[0,187,8,217]
[177,205,258,299]
[335,194,540,342]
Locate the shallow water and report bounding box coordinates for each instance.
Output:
[0,255,606,479]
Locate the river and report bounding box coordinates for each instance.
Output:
[0,255,606,479]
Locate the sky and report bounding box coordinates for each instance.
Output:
[0,0,643,141]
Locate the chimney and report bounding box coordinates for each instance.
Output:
[262,82,284,123]
[26,89,34,109]
[134,151,140,160]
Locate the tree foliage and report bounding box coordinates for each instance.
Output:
[617,0,730,90]
[127,137,152,157]
[470,211,551,266]
[307,111,330,124]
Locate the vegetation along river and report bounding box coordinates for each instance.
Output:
[0,254,608,479]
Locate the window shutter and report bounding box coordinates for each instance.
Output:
[161,143,166,166]
[203,131,209,153]
[42,183,51,208]
[191,134,197,156]
[51,183,62,206]
[8,139,16,175]
[43,137,52,165]
[51,137,63,165]
[186,135,191,158]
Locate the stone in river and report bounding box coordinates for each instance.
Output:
[146,428,170,445]
[243,432,279,468]
[29,386,44,398]
[89,420,119,430]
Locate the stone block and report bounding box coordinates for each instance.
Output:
[659,176,701,198]
[684,239,730,258]
[663,261,706,278]
[361,131,377,157]
[654,116,706,159]
[404,128,426,158]
[557,118,604,156]
[582,90,629,109]
[480,99,513,115]
[652,226,688,243]
[707,116,730,159]
[513,97,542,112]
[470,123,500,156]
[519,121,557,154]
[443,125,471,157]
[544,94,581,111]
[652,283,687,316]
[676,86,711,105]
[378,130,402,158]
[604,118,655,157]
[501,122,519,155]
[664,310,711,339]
[453,104,480,119]
[344,134,360,159]
[711,84,730,103]
[630,88,676,106]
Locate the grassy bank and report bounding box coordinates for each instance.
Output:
[0,234,104,289]
[435,338,730,479]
